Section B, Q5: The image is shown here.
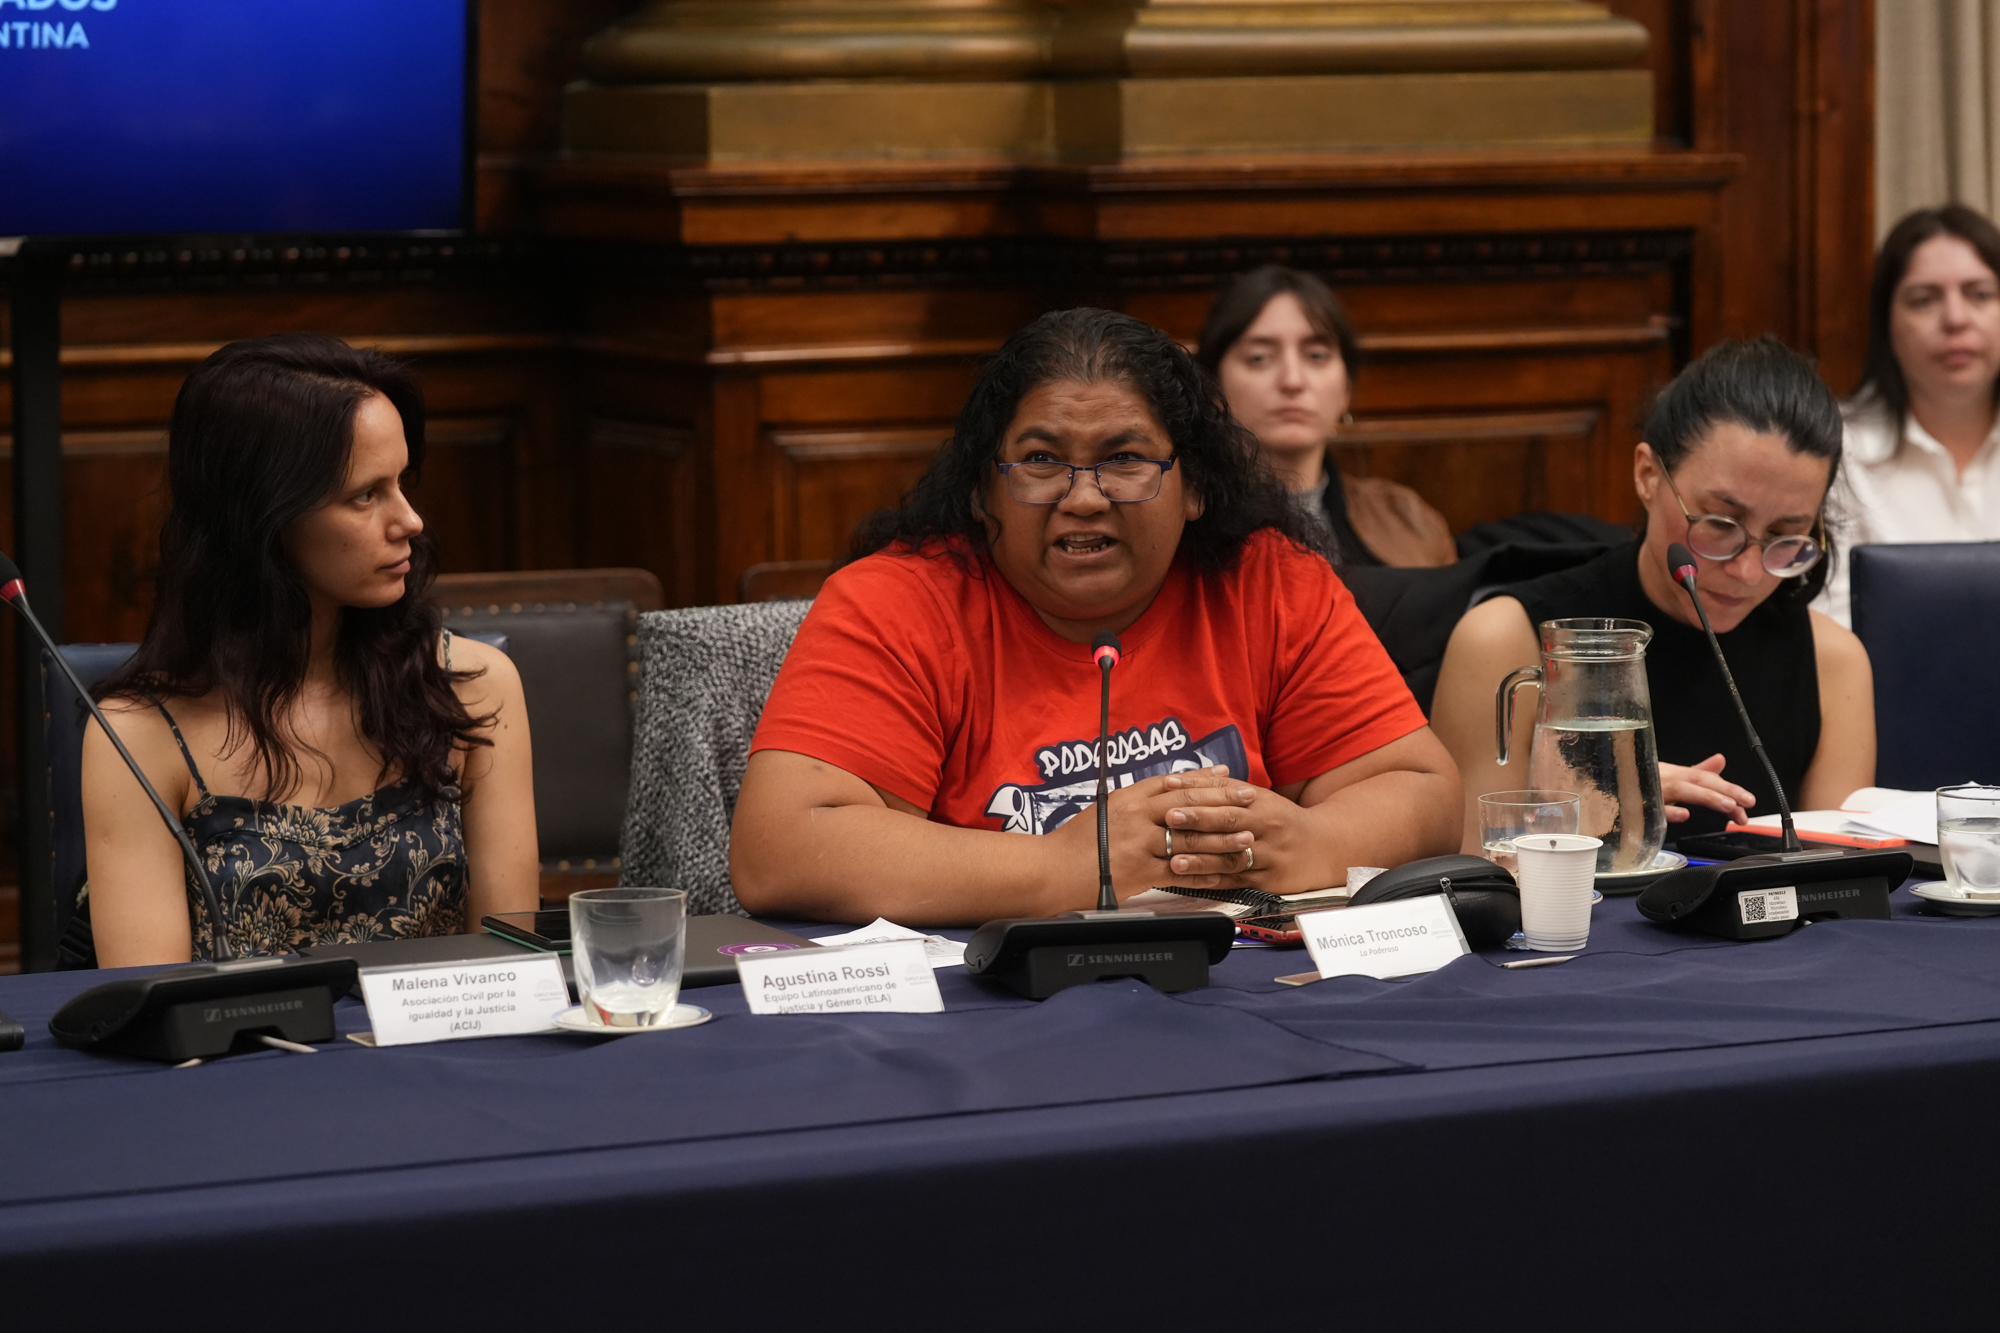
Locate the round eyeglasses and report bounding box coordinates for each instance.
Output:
[1661,469,1824,577]
[995,456,1177,505]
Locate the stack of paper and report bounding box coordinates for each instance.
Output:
[1731,786,1939,846]
[811,919,968,968]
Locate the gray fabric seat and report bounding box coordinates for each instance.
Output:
[618,601,812,916]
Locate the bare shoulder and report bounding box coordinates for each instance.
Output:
[81,694,193,797]
[1807,608,1872,677]
[445,634,525,718]
[1446,595,1537,660]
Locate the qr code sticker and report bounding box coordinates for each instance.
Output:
[1737,885,1798,925]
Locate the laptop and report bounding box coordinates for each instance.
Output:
[301,913,813,989]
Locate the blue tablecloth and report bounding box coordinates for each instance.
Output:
[4,889,1998,1330]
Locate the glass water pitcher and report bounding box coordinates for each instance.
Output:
[1496,618,1665,873]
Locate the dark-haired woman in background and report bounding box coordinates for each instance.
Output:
[1430,337,1875,845]
[1195,265,1456,568]
[80,334,537,966]
[732,308,1461,924]
[1817,204,2000,626]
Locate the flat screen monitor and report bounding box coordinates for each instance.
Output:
[0,0,473,238]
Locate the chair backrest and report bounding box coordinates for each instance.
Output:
[43,632,509,959]
[1851,542,2000,789]
[436,569,664,891]
[738,560,833,603]
[618,600,812,915]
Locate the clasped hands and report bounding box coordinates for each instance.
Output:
[1054,763,1321,899]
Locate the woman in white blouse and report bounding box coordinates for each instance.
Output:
[1820,205,2000,625]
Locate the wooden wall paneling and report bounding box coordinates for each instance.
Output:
[476,0,641,233]
[405,415,521,573]
[754,360,990,428]
[1334,409,1602,533]
[582,417,705,608]
[709,372,770,607]
[768,426,948,562]
[1605,0,1696,146]
[1797,0,1876,391]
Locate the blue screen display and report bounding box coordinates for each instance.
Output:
[0,0,468,236]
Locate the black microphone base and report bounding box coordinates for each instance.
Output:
[963,912,1236,1000]
[1638,848,1913,941]
[49,957,358,1061]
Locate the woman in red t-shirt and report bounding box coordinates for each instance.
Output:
[734,308,1462,924]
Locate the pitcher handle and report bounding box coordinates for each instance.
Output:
[1496,665,1542,766]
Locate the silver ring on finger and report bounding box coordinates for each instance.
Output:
[1245,846,1256,871]
[1163,828,1173,859]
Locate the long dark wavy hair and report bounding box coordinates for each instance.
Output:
[1642,335,1843,604]
[848,307,1327,573]
[97,334,489,803]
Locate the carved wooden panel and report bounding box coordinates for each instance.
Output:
[768,426,947,563]
[582,417,705,608]
[406,415,519,573]
[1335,408,1603,533]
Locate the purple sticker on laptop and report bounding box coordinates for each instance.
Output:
[715,941,808,956]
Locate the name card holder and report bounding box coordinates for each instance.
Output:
[357,954,569,1047]
[736,938,944,1014]
[1297,895,1469,982]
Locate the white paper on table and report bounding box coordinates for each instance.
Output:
[1842,789,1942,845]
[1839,786,1923,814]
[811,917,967,968]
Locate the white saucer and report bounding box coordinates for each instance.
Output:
[1909,882,2000,917]
[1597,850,1688,881]
[553,1003,713,1036]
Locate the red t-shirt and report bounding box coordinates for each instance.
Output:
[751,530,1427,834]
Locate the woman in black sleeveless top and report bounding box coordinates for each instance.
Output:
[1431,338,1877,844]
[80,335,540,966]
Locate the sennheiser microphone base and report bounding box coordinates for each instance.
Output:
[1638,847,1913,941]
[963,912,1236,1000]
[49,956,358,1061]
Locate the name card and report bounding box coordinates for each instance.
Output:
[1299,895,1469,981]
[737,938,944,1015]
[358,954,569,1047]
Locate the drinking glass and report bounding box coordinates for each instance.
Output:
[1937,786,2000,895]
[569,888,688,1027]
[1478,790,1583,874]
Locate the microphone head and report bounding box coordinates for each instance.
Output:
[1667,542,1699,586]
[0,550,22,603]
[1091,630,1122,669]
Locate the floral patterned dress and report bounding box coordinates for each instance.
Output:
[155,697,467,961]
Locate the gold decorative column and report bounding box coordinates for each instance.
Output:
[564,1,1061,162]
[1049,1,1653,157]
[560,0,1652,162]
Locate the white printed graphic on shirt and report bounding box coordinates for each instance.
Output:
[983,718,1248,835]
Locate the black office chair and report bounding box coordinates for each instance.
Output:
[434,569,665,902]
[1850,542,2000,790]
[39,632,507,968]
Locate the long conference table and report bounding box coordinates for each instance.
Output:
[3,888,1998,1329]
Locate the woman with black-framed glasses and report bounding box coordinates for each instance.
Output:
[1430,337,1876,844]
[729,307,1463,926]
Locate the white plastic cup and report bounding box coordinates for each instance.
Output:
[1514,833,1602,952]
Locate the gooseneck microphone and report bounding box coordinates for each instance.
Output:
[0,551,356,1060]
[963,628,1235,998]
[1638,543,1912,940]
[1665,542,1800,852]
[1091,631,1120,912]
[0,554,236,957]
